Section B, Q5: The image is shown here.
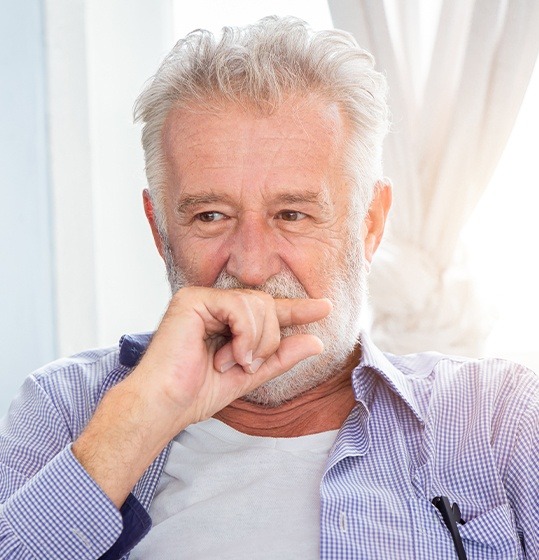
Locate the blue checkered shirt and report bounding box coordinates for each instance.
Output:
[0,333,537,559]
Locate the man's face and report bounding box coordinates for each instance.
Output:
[160,96,358,295]
[147,96,380,405]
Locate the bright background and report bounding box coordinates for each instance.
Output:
[1,0,537,415]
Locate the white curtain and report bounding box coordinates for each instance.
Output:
[328,0,539,356]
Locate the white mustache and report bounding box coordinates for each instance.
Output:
[211,268,310,300]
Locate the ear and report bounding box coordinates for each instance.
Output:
[363,180,392,262]
[142,189,165,259]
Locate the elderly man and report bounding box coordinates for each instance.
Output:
[1,16,537,560]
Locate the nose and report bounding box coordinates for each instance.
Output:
[225,213,282,287]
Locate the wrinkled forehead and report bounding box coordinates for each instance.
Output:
[166,91,346,138]
[161,95,351,188]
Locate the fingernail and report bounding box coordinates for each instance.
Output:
[248,358,265,374]
[220,361,236,373]
[245,350,253,365]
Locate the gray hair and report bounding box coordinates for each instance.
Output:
[134,16,389,234]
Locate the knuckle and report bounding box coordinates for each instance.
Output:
[258,330,281,359]
[238,291,269,312]
[255,290,274,304]
[235,293,253,312]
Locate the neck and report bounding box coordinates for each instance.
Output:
[213,349,360,437]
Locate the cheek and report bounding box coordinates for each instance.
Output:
[172,237,230,286]
[279,241,341,297]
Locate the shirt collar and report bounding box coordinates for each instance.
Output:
[117,331,425,424]
[354,332,425,424]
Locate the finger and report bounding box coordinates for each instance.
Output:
[215,311,279,374]
[274,298,332,328]
[197,291,261,368]
[226,293,268,367]
[247,298,281,372]
[247,333,324,379]
[213,303,281,375]
[213,340,237,373]
[216,334,324,384]
[214,298,330,374]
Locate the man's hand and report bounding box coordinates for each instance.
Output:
[73,287,331,508]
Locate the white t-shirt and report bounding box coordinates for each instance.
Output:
[130,418,338,559]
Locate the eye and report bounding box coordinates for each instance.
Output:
[195,211,227,223]
[276,210,307,222]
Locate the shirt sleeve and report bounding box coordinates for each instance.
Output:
[0,372,149,559]
[503,368,539,558]
[1,446,123,558]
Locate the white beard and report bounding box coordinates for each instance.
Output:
[163,238,367,406]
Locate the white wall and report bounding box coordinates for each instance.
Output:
[45,0,97,356]
[0,0,56,414]
[47,0,174,358]
[1,0,175,416]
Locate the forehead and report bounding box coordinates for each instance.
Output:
[161,96,349,198]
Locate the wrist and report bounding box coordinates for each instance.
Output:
[73,376,184,508]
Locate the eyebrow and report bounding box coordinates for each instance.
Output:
[274,191,329,206]
[175,188,331,217]
[175,192,232,217]
[269,189,333,215]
